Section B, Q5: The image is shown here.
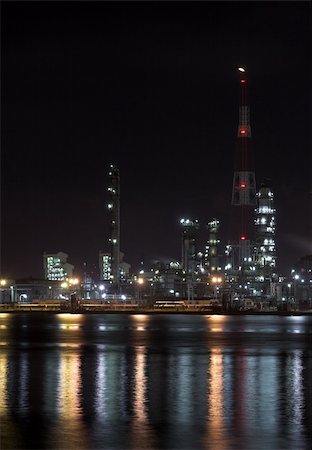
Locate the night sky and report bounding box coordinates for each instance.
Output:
[1,1,311,279]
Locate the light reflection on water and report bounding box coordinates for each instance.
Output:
[0,313,311,450]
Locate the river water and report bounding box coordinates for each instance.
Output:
[0,313,311,450]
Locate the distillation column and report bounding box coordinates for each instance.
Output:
[107,164,120,287]
[180,219,199,274]
[205,219,220,275]
[255,183,277,282]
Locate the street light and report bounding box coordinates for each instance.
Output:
[210,275,223,299]
[69,278,80,286]
[60,278,80,298]
[136,277,144,301]
[0,279,8,303]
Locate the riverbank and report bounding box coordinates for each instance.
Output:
[1,307,312,316]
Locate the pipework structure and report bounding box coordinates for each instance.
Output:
[204,219,221,274]
[227,67,257,280]
[180,219,199,274]
[255,183,277,282]
[107,164,120,287]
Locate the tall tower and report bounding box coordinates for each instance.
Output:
[228,67,257,276]
[107,164,120,286]
[180,219,199,273]
[204,219,221,274]
[255,183,277,280]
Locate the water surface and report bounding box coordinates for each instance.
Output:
[0,313,311,449]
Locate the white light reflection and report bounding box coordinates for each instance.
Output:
[95,351,107,420]
[175,352,193,422]
[288,350,304,435]
[133,346,147,422]
[293,351,304,424]
[206,348,225,448]
[128,346,155,449]
[258,355,278,434]
[0,352,8,415]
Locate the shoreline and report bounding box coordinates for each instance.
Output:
[1,309,312,316]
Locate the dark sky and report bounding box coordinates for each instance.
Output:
[1,1,311,279]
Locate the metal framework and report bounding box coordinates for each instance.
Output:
[228,68,257,278]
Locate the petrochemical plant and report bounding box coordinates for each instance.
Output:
[1,68,311,312]
[95,67,282,308]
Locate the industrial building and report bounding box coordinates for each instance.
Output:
[43,252,74,281]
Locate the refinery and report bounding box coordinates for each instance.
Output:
[1,68,311,313]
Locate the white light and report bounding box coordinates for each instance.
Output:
[121,295,126,300]
[294,274,300,280]
[99,285,105,291]
[238,67,245,72]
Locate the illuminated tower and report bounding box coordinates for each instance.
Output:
[180,219,199,273]
[204,219,221,274]
[228,67,257,277]
[107,164,120,286]
[255,183,277,280]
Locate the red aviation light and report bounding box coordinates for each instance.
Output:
[240,129,246,135]
[240,235,247,241]
[240,79,246,83]
[240,183,246,188]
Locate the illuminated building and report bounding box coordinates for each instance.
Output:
[255,183,277,281]
[99,252,112,281]
[43,252,74,281]
[99,251,131,282]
